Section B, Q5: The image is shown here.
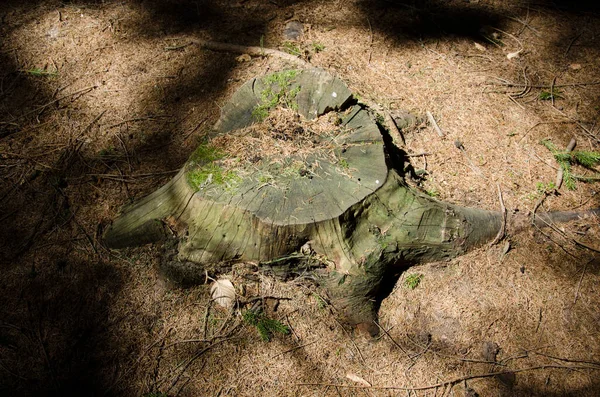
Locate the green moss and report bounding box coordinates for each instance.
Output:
[281,160,306,178]
[189,144,224,165]
[252,70,301,121]
[536,181,556,194]
[187,164,239,191]
[257,173,274,184]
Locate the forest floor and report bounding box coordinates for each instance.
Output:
[1,0,600,396]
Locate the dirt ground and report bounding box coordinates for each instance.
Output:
[1,0,600,396]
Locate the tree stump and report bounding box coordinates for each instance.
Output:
[105,68,588,334]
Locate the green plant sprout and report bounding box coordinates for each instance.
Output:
[243,309,290,341]
[536,181,556,194]
[313,293,327,309]
[426,188,439,198]
[312,42,325,53]
[404,273,423,290]
[541,140,600,190]
[282,41,302,56]
[539,88,563,101]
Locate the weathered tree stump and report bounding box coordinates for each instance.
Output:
[103,68,598,334]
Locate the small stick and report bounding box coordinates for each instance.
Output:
[191,39,308,67]
[366,16,373,64]
[108,115,171,128]
[555,138,577,189]
[374,320,412,359]
[550,76,557,107]
[488,79,600,89]
[489,183,506,246]
[573,259,591,304]
[183,117,208,139]
[296,364,600,391]
[426,111,444,137]
[564,33,582,57]
[17,85,97,120]
[270,340,317,359]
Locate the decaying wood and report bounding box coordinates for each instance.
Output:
[103,68,599,332]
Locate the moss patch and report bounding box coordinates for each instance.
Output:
[252,70,301,121]
[186,144,240,191]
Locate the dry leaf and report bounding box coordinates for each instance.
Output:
[570,63,582,70]
[473,42,486,52]
[210,278,235,309]
[507,50,522,60]
[346,373,371,387]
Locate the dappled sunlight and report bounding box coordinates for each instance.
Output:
[1,0,599,396]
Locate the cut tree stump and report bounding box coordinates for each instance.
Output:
[104,68,600,335]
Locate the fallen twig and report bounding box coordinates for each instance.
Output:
[573,259,592,304]
[191,39,308,67]
[426,111,444,138]
[488,79,600,89]
[564,33,582,57]
[374,321,412,359]
[490,183,506,246]
[108,114,172,129]
[17,85,97,120]
[166,336,237,393]
[296,364,600,391]
[270,340,317,359]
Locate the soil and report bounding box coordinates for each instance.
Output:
[1,0,600,396]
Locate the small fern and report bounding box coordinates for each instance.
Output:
[243,309,290,341]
